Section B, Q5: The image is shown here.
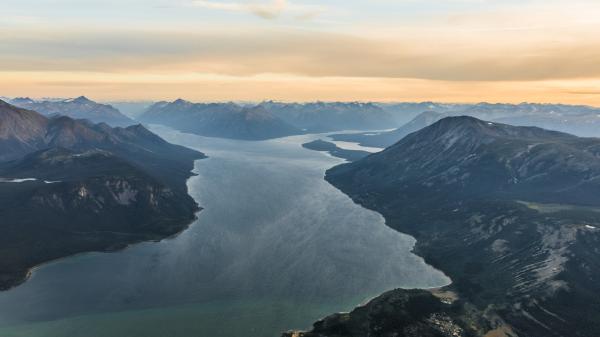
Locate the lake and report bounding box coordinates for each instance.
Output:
[0,127,450,337]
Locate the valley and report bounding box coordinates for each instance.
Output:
[2,97,600,337]
[4,1,600,336]
[0,126,449,337]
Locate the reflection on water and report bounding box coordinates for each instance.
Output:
[0,127,449,337]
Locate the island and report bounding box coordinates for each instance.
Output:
[302,139,371,162]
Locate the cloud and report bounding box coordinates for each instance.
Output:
[191,0,288,19]
[2,28,600,82]
[190,0,325,20]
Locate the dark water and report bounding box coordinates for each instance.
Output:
[0,127,449,337]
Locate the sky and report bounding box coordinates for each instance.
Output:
[2,0,600,104]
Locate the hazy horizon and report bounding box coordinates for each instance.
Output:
[7,96,600,109]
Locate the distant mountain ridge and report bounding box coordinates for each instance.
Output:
[332,110,444,148]
[259,101,397,132]
[140,99,302,140]
[11,96,134,127]
[139,99,400,140]
[333,102,600,148]
[106,100,154,119]
[325,116,600,336]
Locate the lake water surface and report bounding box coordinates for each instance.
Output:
[0,127,449,337]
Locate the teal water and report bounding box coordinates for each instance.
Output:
[0,127,450,337]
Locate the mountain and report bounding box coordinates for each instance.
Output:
[0,100,50,162]
[0,99,201,186]
[448,103,600,137]
[259,101,397,132]
[139,99,302,140]
[325,117,600,337]
[11,96,134,127]
[0,99,204,290]
[331,111,445,148]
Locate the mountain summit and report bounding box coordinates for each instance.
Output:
[332,116,600,204]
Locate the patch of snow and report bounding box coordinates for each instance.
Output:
[0,178,37,183]
[44,180,61,184]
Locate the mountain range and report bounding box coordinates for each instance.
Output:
[333,103,600,148]
[139,100,399,140]
[0,99,204,290]
[11,96,134,127]
[319,116,600,337]
[259,101,396,132]
[139,99,302,140]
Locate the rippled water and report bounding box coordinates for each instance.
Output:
[0,127,449,337]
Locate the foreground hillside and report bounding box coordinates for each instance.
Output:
[0,100,204,290]
[316,117,600,337]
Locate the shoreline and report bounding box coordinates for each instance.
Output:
[1,159,205,293]
[283,142,454,335]
[16,210,202,292]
